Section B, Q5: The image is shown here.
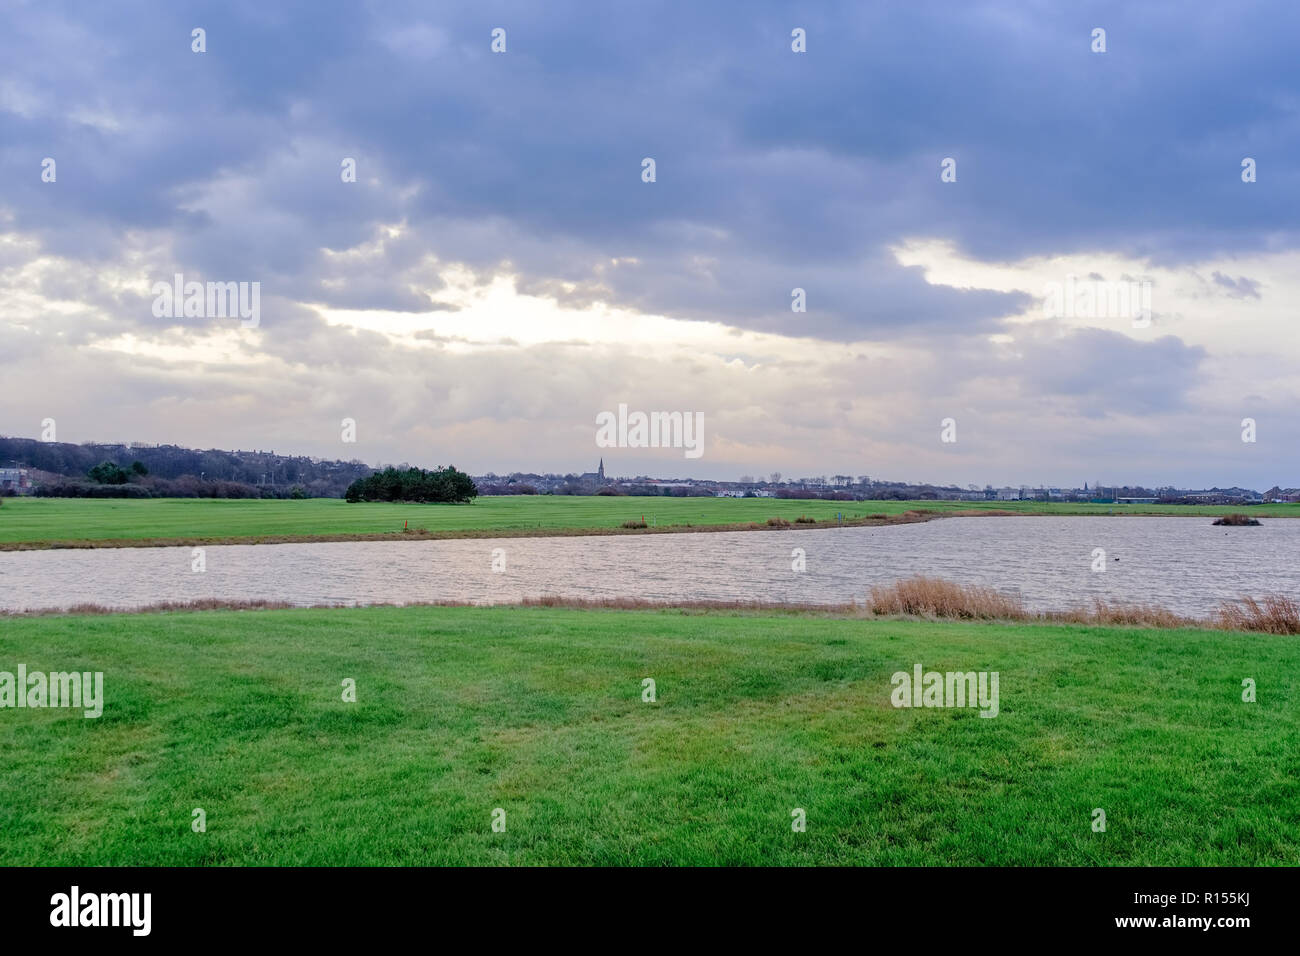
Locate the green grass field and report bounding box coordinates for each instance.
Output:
[1,605,1295,865]
[3,495,1297,549]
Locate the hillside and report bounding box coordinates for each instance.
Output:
[0,436,372,498]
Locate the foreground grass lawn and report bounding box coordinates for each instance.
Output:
[3,496,1297,548]
[1,606,1296,865]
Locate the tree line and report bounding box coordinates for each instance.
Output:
[2,436,371,498]
[344,466,477,503]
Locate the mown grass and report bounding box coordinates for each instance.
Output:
[1,605,1296,865]
[0,496,899,547]
[2,496,1297,549]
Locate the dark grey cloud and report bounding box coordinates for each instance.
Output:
[3,0,1296,339]
[2,0,1298,488]
[1010,328,1208,415]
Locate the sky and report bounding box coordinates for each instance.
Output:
[1,0,1298,488]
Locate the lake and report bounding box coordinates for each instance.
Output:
[1,516,1296,615]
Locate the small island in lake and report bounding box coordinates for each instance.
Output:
[1213,513,1261,526]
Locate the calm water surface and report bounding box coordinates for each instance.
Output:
[1,517,1296,615]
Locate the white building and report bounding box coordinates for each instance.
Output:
[0,468,31,494]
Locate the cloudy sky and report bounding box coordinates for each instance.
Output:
[2,0,1298,487]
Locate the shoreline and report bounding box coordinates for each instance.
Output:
[4,591,1294,636]
[0,508,952,551]
[0,504,1278,551]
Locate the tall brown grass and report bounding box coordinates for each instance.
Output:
[1213,595,1300,634]
[519,595,856,614]
[868,577,1026,620]
[1050,599,1194,629]
[869,576,1297,634]
[1213,513,1260,526]
[1,598,297,617]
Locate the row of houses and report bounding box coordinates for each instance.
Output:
[1264,487,1300,503]
[0,468,31,494]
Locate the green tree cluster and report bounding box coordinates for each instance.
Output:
[344,466,477,503]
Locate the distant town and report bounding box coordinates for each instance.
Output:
[474,459,1297,505]
[2,437,1295,505]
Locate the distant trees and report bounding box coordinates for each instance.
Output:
[0,436,372,497]
[88,461,130,484]
[86,459,149,485]
[474,480,538,495]
[344,466,477,504]
[36,476,263,498]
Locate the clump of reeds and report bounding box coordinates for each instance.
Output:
[868,576,1026,620]
[867,577,1300,635]
[621,518,648,529]
[2,598,297,617]
[1051,598,1194,629]
[519,595,854,614]
[766,516,791,528]
[795,515,817,524]
[1213,595,1300,634]
[1213,513,1260,526]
